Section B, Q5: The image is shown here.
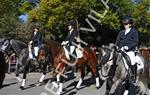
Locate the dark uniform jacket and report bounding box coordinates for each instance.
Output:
[31,31,43,47]
[65,29,79,45]
[115,28,138,51]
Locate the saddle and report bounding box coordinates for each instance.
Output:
[63,46,83,60]
[120,51,144,71]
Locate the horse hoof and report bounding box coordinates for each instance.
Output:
[96,86,100,89]
[56,91,62,95]
[19,86,24,90]
[75,87,80,90]
[16,77,22,82]
[36,83,41,86]
[36,82,43,86]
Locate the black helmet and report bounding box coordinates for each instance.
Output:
[67,20,76,27]
[122,17,133,25]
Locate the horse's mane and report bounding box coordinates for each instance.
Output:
[10,39,28,55]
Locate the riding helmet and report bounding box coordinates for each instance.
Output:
[122,17,133,25]
[67,20,76,27]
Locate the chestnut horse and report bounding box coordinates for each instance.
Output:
[37,39,100,94]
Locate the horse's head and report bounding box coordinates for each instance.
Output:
[97,46,114,66]
[37,43,50,64]
[96,45,117,79]
[1,38,12,54]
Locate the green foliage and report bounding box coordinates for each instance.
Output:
[132,0,150,33]
[0,0,149,45]
[0,0,20,38]
[100,11,120,30]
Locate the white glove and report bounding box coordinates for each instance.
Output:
[29,41,33,45]
[123,46,129,50]
[64,41,69,44]
[61,41,69,45]
[61,41,64,45]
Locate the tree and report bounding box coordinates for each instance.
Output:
[18,0,150,45]
[0,0,20,38]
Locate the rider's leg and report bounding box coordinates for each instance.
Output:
[34,46,39,58]
[126,51,137,83]
[33,46,40,69]
[69,45,76,62]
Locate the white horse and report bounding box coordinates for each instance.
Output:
[97,46,150,95]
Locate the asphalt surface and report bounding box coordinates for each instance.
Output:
[0,71,106,95]
[0,71,147,95]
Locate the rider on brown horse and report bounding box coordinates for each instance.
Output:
[61,19,80,63]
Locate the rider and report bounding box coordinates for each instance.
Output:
[29,27,43,59]
[115,16,139,83]
[61,19,80,62]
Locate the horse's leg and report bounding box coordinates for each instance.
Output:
[37,63,47,86]
[19,61,30,90]
[90,63,102,89]
[95,66,104,89]
[76,67,85,89]
[104,78,114,95]
[56,74,63,95]
[56,65,66,95]
[15,64,23,82]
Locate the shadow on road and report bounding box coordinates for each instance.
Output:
[2,82,17,89]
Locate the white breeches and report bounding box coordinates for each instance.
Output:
[125,51,135,65]
[70,45,75,54]
[34,46,39,57]
[29,47,34,59]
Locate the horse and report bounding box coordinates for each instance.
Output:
[0,50,6,89]
[1,38,51,90]
[96,45,150,95]
[37,39,100,94]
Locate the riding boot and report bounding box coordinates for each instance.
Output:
[131,64,137,83]
[70,50,76,63]
[70,55,75,63]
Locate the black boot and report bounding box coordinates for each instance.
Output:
[70,55,75,63]
[131,64,137,83]
[69,50,76,63]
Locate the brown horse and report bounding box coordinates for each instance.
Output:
[138,47,150,88]
[37,39,100,94]
[0,50,6,89]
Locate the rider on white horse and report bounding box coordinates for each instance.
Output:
[115,16,139,83]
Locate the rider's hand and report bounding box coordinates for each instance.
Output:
[61,41,64,45]
[61,41,69,45]
[65,41,69,44]
[123,46,129,50]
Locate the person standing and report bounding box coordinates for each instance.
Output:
[115,16,139,83]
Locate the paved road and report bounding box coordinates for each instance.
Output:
[0,71,143,95]
[0,72,106,95]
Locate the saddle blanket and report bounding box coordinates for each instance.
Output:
[123,55,144,71]
[63,46,83,60]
